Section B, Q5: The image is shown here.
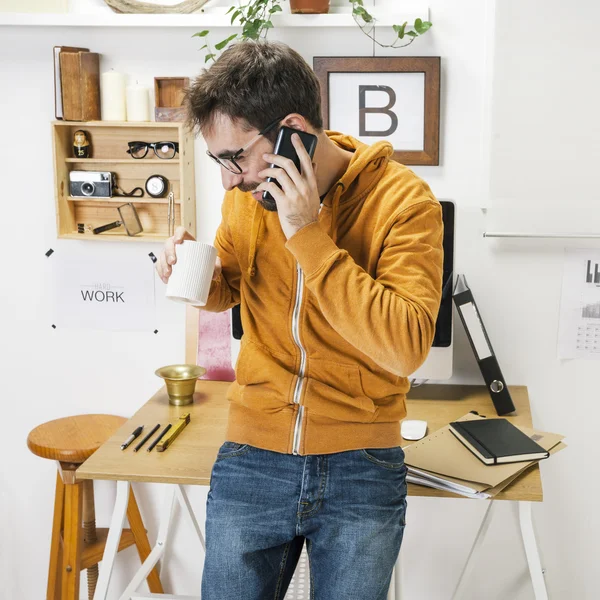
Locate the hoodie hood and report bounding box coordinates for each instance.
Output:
[248,132,394,277]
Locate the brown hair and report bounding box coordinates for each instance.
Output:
[185,40,323,141]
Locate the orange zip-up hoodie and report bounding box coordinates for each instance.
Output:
[202,132,443,455]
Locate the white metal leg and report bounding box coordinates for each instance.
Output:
[118,485,177,600]
[175,485,206,552]
[116,484,205,600]
[518,502,548,600]
[93,480,131,600]
[393,550,403,600]
[387,568,395,600]
[452,500,497,600]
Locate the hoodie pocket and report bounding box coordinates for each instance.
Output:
[233,339,295,412]
[304,358,377,423]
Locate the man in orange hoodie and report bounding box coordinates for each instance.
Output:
[157,40,443,600]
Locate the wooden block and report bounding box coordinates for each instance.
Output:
[154,77,189,122]
[80,52,101,121]
[59,51,101,122]
[154,77,189,107]
[60,52,82,121]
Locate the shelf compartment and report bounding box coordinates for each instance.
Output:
[52,120,195,242]
[63,199,182,240]
[68,196,181,205]
[65,158,180,164]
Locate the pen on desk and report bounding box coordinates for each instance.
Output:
[120,425,144,451]
[147,423,172,452]
[133,424,161,453]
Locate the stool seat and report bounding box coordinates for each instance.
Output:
[27,414,126,463]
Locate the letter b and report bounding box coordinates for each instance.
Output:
[359,85,398,137]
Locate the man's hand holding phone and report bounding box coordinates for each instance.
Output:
[156,226,222,284]
[257,132,320,241]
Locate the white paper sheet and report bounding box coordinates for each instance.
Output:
[558,249,600,359]
[49,244,156,332]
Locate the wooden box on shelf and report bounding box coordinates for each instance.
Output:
[154,77,189,122]
[51,120,196,242]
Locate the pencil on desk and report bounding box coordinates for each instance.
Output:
[133,424,160,453]
[147,424,172,452]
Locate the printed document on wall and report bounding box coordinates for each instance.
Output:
[558,249,600,359]
[48,244,156,332]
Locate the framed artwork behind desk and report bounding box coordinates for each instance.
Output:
[313,56,441,166]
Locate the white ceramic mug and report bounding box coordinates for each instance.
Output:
[166,240,218,306]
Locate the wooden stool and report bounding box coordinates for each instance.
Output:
[27,414,163,600]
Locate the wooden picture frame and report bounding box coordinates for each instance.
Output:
[313,57,441,166]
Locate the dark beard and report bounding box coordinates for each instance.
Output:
[237,183,278,212]
[258,195,278,212]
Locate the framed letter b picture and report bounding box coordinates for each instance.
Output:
[314,57,441,166]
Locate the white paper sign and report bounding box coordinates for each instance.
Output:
[50,245,156,332]
[558,249,600,359]
[328,72,425,150]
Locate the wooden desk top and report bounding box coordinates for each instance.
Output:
[77,382,542,502]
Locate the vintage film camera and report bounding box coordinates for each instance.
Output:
[69,171,115,198]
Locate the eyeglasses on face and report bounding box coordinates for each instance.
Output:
[206,116,284,174]
[127,141,179,160]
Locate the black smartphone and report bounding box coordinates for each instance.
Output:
[262,126,318,202]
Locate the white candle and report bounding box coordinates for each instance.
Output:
[126,84,150,122]
[100,71,126,121]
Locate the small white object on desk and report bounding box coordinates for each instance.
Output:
[101,71,126,121]
[126,83,150,122]
[401,419,428,441]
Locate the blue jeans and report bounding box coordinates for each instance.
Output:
[202,442,407,600]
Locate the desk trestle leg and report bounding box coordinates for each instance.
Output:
[452,500,549,600]
[93,480,131,600]
[118,484,205,600]
[519,502,548,600]
[452,500,497,600]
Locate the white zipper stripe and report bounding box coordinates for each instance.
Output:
[291,261,306,455]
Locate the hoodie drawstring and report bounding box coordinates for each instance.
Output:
[248,201,264,278]
[330,182,345,245]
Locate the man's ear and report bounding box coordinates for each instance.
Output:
[281,113,308,132]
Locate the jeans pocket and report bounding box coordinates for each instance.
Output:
[216,441,251,460]
[360,446,406,470]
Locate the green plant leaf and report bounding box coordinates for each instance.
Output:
[353,5,371,22]
[406,30,417,37]
[192,30,209,38]
[231,9,241,24]
[414,18,432,35]
[393,22,407,39]
[215,33,238,51]
[226,5,234,14]
[243,19,262,39]
[269,4,282,13]
[205,53,215,63]
[264,20,274,29]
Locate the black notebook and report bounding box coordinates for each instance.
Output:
[449,418,550,465]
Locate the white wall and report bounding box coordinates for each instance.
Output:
[0,0,597,598]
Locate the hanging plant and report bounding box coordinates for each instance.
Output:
[193,0,432,62]
[193,0,284,63]
[350,0,432,49]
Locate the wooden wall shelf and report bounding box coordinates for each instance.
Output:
[1,8,428,28]
[52,120,195,242]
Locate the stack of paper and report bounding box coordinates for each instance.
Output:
[403,413,566,499]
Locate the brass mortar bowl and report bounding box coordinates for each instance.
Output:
[155,364,206,406]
